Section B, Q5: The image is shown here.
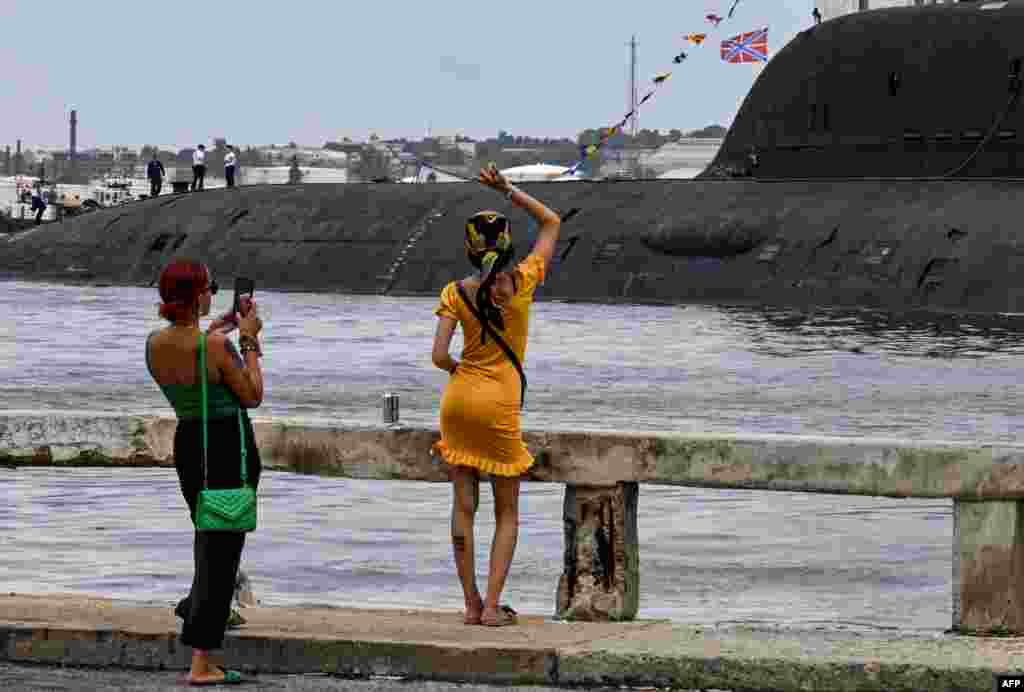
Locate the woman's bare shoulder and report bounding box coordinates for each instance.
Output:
[147,327,184,356]
[205,331,233,356]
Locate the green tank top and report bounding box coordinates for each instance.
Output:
[146,331,241,420]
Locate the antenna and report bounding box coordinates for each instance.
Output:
[628,35,639,137]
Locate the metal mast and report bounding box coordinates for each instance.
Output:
[628,35,639,137]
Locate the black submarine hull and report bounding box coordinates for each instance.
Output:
[5,3,1024,314]
[708,2,1024,178]
[1,179,1022,314]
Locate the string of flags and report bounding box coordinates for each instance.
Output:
[566,2,769,174]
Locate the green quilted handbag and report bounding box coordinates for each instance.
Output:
[194,332,257,532]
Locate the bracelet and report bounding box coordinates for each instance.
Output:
[239,334,262,357]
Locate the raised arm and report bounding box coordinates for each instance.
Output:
[211,300,264,407]
[478,164,561,266]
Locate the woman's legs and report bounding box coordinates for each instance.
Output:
[483,475,520,620]
[450,466,483,622]
[183,530,246,682]
[173,418,257,680]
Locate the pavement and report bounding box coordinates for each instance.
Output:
[2,593,1023,691]
[0,662,646,692]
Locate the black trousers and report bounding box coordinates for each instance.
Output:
[174,414,262,651]
[34,207,43,225]
[225,166,235,188]
[191,165,206,191]
[150,177,163,197]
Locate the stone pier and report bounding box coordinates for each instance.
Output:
[6,412,1024,633]
[557,482,639,621]
[954,499,1024,635]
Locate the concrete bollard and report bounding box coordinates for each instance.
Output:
[952,499,1024,635]
[556,482,639,621]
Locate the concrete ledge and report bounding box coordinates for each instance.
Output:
[0,594,1020,691]
[558,624,1024,691]
[5,412,1024,499]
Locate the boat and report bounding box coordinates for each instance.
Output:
[703,0,1024,179]
[6,1,1024,314]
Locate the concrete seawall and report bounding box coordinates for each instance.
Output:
[5,412,1024,499]
[3,179,1024,312]
[7,412,1024,679]
[2,593,1021,691]
[11,412,1024,635]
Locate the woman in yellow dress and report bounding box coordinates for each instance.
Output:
[431,164,562,626]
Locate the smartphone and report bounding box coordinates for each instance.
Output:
[232,277,255,317]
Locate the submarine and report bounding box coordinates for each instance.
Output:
[3,0,1024,314]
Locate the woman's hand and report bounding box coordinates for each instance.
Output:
[478,163,511,194]
[207,310,238,336]
[238,298,262,338]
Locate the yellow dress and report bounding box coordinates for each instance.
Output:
[432,253,546,477]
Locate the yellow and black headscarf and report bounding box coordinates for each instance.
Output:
[464,210,516,344]
[465,211,513,276]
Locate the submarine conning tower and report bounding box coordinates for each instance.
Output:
[704,0,1024,179]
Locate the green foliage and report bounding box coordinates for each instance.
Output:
[576,124,726,148]
[685,124,728,138]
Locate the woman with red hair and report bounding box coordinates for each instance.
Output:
[145,258,264,685]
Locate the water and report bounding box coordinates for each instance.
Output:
[2,280,1022,440]
[2,468,951,631]
[4,279,1024,631]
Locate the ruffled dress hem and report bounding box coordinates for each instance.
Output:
[431,440,533,477]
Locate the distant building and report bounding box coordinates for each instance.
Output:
[254,147,347,166]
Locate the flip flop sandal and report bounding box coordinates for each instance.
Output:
[481,604,518,627]
[226,609,246,629]
[463,612,483,625]
[188,669,243,685]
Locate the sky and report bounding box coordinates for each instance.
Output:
[0,0,815,149]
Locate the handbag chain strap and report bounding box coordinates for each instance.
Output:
[198,332,248,490]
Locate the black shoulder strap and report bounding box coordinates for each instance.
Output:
[456,281,527,410]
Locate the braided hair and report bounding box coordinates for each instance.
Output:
[464,210,516,344]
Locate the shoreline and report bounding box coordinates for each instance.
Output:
[6,272,1024,321]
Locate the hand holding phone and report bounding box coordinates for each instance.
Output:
[233,277,255,318]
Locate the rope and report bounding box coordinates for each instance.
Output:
[941,83,1022,178]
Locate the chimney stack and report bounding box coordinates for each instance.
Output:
[69,110,78,183]
[14,139,22,176]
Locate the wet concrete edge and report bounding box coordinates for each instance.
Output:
[0,623,555,684]
[0,621,1014,691]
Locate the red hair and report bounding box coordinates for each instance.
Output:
[157,258,209,323]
